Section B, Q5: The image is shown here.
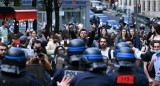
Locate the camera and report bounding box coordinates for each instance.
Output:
[34,47,44,58]
[34,47,41,53]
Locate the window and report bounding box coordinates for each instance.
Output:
[154,1,156,11]
[129,0,131,5]
[143,1,145,11]
[148,1,150,11]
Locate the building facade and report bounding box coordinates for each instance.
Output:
[20,0,90,30]
[61,0,90,30]
[118,0,160,18]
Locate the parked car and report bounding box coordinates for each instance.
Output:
[119,16,136,28]
[90,1,103,13]
[102,2,107,10]
[98,16,110,25]
[94,14,104,17]
[106,20,122,34]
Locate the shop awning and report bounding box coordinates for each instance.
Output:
[15,9,37,21]
[0,7,15,19]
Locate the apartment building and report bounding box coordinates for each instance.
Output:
[118,0,160,18]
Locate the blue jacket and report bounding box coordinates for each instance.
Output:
[70,71,112,86]
[49,68,65,86]
[0,71,43,86]
[108,66,148,86]
[25,72,43,86]
[132,36,141,49]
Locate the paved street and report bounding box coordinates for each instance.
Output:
[101,9,151,33]
[103,10,120,21]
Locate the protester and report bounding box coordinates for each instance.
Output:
[46,34,60,55]
[98,25,109,38]
[115,28,128,45]
[19,36,30,48]
[143,41,155,83]
[99,37,115,73]
[108,32,116,47]
[27,30,37,49]
[29,40,51,70]
[150,24,160,41]
[69,23,96,47]
[148,40,160,86]
[129,28,141,49]
[0,43,8,62]
[0,20,9,44]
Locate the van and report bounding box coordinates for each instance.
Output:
[90,1,103,13]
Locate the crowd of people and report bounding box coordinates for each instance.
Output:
[0,19,159,86]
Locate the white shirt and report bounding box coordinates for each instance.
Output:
[78,23,83,30]
[101,47,114,60]
[134,48,141,59]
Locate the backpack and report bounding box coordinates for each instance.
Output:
[108,48,112,60]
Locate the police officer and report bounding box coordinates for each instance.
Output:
[0,47,43,86]
[70,47,112,86]
[110,47,148,86]
[114,42,131,54]
[49,39,86,86]
[113,42,131,68]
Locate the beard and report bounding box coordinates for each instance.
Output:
[100,45,107,49]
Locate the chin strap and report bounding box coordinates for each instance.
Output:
[1,64,26,75]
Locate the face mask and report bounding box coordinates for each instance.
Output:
[153,50,160,54]
[57,50,65,56]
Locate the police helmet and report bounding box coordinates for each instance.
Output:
[81,48,106,72]
[67,39,86,64]
[114,42,130,66]
[3,47,26,68]
[115,42,130,54]
[117,47,135,67]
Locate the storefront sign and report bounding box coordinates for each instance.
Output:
[63,1,86,5]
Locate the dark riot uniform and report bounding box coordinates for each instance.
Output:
[0,72,43,86]
[0,47,42,86]
[110,47,148,86]
[49,66,83,86]
[49,39,86,86]
[108,66,148,86]
[70,71,112,86]
[70,48,112,86]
